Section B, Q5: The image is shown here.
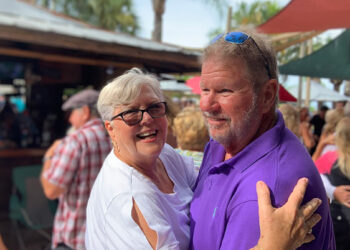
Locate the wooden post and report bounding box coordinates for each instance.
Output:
[304,39,313,107]
[297,42,305,108]
[226,6,232,33]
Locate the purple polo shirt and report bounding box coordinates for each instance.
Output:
[190,111,335,250]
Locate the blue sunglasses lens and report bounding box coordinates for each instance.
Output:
[225,32,249,44]
[210,32,249,45]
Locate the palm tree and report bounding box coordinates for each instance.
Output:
[208,1,281,42]
[208,1,327,64]
[151,0,227,42]
[151,0,165,42]
[231,1,280,27]
[36,0,139,35]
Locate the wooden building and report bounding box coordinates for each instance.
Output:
[0,0,200,213]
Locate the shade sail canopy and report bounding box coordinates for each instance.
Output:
[288,81,350,102]
[279,30,350,80]
[185,76,297,102]
[279,84,297,102]
[258,0,350,33]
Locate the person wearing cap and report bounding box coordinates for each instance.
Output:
[40,89,111,250]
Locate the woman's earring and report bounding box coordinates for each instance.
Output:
[113,140,120,153]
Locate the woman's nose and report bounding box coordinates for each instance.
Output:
[140,111,154,125]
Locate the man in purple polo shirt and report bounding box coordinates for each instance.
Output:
[190,29,335,249]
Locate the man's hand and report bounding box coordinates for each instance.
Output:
[334,185,350,208]
[252,178,322,250]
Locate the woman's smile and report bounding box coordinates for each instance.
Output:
[136,129,158,141]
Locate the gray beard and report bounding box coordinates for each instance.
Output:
[206,94,259,148]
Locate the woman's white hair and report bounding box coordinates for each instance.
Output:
[97,68,164,121]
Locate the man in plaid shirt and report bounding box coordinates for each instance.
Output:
[41,89,111,250]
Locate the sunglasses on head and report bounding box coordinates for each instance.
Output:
[210,31,272,79]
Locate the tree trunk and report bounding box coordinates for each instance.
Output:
[152,0,165,42]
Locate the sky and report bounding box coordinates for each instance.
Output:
[133,0,290,48]
[132,0,346,106]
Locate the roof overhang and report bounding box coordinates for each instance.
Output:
[0,0,201,73]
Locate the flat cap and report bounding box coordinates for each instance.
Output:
[62,89,99,111]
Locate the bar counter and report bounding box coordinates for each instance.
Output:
[0,148,46,213]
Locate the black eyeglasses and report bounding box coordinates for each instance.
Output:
[111,102,167,126]
[210,31,272,79]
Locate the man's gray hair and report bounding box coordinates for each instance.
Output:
[97,67,164,121]
[202,27,278,94]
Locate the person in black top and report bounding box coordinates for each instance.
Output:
[310,105,329,154]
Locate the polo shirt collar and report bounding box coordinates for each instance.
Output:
[209,111,285,175]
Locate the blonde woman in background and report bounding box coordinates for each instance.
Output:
[279,104,314,151]
[164,95,180,148]
[299,107,315,151]
[322,109,344,138]
[279,104,300,137]
[312,109,344,163]
[172,106,209,170]
[325,117,350,250]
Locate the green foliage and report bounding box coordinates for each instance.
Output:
[208,0,281,39]
[36,0,139,35]
[198,0,228,16]
[231,0,280,27]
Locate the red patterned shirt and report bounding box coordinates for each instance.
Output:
[43,118,111,250]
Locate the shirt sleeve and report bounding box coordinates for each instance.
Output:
[220,201,260,250]
[104,192,180,250]
[320,174,336,201]
[43,135,80,189]
[180,154,198,189]
[164,144,198,189]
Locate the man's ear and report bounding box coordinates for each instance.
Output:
[261,79,278,113]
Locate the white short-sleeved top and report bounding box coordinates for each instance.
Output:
[85,144,197,250]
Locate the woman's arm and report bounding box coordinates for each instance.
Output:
[251,178,321,250]
[300,122,315,150]
[312,133,335,162]
[132,199,158,249]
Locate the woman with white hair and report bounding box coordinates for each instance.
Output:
[85,68,321,250]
